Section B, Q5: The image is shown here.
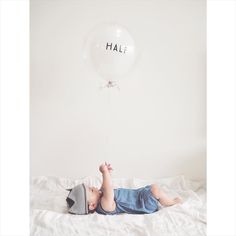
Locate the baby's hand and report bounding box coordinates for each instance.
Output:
[99,163,107,173]
[105,162,113,172]
[99,162,113,173]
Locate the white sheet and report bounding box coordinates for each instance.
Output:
[30,175,206,236]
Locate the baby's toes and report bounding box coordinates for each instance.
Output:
[174,197,183,204]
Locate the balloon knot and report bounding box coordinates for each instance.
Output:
[107,81,116,88]
[100,80,120,90]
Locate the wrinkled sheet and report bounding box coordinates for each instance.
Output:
[30,175,206,236]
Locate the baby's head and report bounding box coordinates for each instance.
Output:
[86,185,102,213]
[66,183,102,215]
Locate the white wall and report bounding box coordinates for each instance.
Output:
[30,0,206,180]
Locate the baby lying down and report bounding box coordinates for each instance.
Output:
[66,163,182,215]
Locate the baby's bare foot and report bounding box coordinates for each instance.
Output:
[174,197,182,204]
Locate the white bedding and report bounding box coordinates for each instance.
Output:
[30,175,206,236]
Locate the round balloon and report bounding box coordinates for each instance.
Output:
[86,23,136,80]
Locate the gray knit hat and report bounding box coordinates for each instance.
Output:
[66,183,88,215]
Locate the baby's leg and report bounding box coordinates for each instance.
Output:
[150,184,182,207]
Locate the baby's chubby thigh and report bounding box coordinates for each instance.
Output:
[150,184,160,200]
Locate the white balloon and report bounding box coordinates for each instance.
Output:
[86,23,136,80]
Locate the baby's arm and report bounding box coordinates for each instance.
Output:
[99,163,116,212]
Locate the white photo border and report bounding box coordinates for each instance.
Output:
[207,0,236,236]
[0,0,29,235]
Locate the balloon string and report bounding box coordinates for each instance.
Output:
[101,80,120,163]
[106,88,111,163]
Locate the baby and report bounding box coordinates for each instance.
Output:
[66,162,182,215]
